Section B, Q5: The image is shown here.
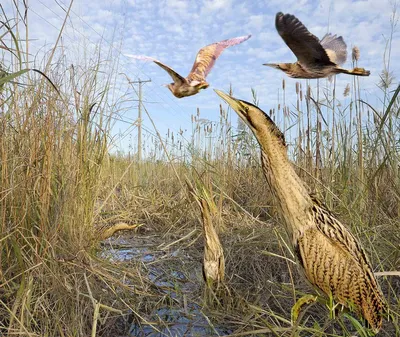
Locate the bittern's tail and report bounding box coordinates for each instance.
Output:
[339,67,370,76]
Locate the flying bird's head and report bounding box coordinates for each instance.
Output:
[164,83,184,98]
[165,82,208,99]
[164,83,174,92]
[263,63,292,73]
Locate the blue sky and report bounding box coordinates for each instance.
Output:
[4,0,400,154]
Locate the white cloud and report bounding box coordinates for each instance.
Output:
[3,0,398,152]
[166,0,188,10]
[203,0,232,12]
[246,14,266,31]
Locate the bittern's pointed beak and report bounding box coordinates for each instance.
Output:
[214,89,249,122]
[263,63,280,69]
[214,89,242,111]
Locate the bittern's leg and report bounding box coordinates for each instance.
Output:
[338,67,370,76]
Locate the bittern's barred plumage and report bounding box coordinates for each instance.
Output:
[186,178,225,289]
[264,12,370,78]
[126,35,251,98]
[199,198,225,289]
[214,89,386,333]
[95,222,142,241]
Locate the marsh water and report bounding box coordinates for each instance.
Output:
[101,234,232,336]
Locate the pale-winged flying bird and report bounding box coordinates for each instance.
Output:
[127,35,251,98]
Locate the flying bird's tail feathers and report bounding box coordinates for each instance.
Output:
[320,33,347,65]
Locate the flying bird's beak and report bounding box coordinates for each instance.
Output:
[263,63,280,69]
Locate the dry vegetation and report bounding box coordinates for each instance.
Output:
[0,3,399,337]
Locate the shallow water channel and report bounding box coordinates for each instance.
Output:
[101,234,232,336]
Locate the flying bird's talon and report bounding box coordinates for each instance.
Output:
[352,67,370,76]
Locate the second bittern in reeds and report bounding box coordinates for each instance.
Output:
[214,89,386,333]
[264,12,370,78]
[186,178,225,290]
[198,198,225,289]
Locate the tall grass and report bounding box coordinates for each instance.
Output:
[0,3,399,336]
[0,5,155,336]
[106,52,400,336]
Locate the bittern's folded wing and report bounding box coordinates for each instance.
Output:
[187,35,251,82]
[310,197,385,328]
[275,13,333,67]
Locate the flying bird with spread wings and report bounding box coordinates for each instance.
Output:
[264,12,370,78]
[126,35,251,98]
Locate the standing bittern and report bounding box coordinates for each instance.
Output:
[214,89,386,333]
[186,178,225,289]
[264,12,370,78]
[199,198,225,289]
[126,35,251,98]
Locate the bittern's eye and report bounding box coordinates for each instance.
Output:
[244,106,249,113]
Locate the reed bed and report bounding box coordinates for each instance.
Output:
[1,3,399,336]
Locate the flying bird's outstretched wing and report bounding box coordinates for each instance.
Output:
[187,35,251,83]
[125,54,186,85]
[320,33,347,65]
[275,13,333,67]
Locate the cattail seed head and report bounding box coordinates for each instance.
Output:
[352,46,360,62]
[344,84,350,97]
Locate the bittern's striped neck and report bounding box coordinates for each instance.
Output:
[214,90,312,240]
[258,133,313,239]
